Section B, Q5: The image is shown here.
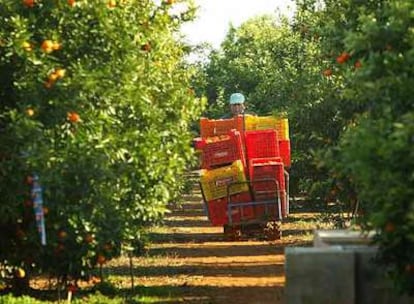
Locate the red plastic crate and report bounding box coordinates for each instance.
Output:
[253,190,287,219]
[278,139,291,168]
[192,137,205,150]
[200,130,245,169]
[206,198,228,226]
[228,192,255,223]
[206,192,254,226]
[249,158,286,195]
[245,130,280,160]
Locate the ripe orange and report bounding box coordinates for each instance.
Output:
[58,230,68,239]
[15,268,26,279]
[107,0,116,8]
[89,275,101,284]
[23,0,35,8]
[22,41,32,51]
[336,52,350,64]
[97,254,106,265]
[52,42,61,51]
[55,68,66,78]
[84,234,94,244]
[68,0,76,7]
[26,108,35,117]
[67,111,80,123]
[48,72,59,82]
[41,40,54,53]
[323,69,332,77]
[354,60,362,69]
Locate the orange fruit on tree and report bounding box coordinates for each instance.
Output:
[97,254,106,265]
[41,40,54,53]
[84,234,94,244]
[22,41,32,51]
[14,268,26,279]
[107,0,116,8]
[58,230,68,240]
[48,72,59,82]
[55,68,66,78]
[323,68,332,77]
[23,0,35,8]
[26,108,35,117]
[68,0,76,7]
[354,60,362,69]
[52,42,61,51]
[336,52,350,64]
[67,111,80,123]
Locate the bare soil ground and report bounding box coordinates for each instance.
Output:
[106,182,323,304]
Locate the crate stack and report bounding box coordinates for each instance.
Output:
[244,116,290,218]
[196,117,254,226]
[195,115,291,226]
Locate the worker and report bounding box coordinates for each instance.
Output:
[229,92,246,116]
[222,92,254,118]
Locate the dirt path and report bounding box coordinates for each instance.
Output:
[124,177,315,304]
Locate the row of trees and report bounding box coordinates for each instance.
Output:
[0,0,203,291]
[195,0,413,294]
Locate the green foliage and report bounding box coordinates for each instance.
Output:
[0,0,203,288]
[0,295,49,304]
[304,0,414,294]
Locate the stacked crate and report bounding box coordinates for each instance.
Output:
[244,116,290,218]
[196,120,254,226]
[245,116,291,167]
[243,130,283,219]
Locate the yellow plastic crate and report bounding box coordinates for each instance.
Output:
[200,160,249,201]
[245,116,289,140]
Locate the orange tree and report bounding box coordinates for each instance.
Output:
[298,0,414,294]
[0,0,201,290]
